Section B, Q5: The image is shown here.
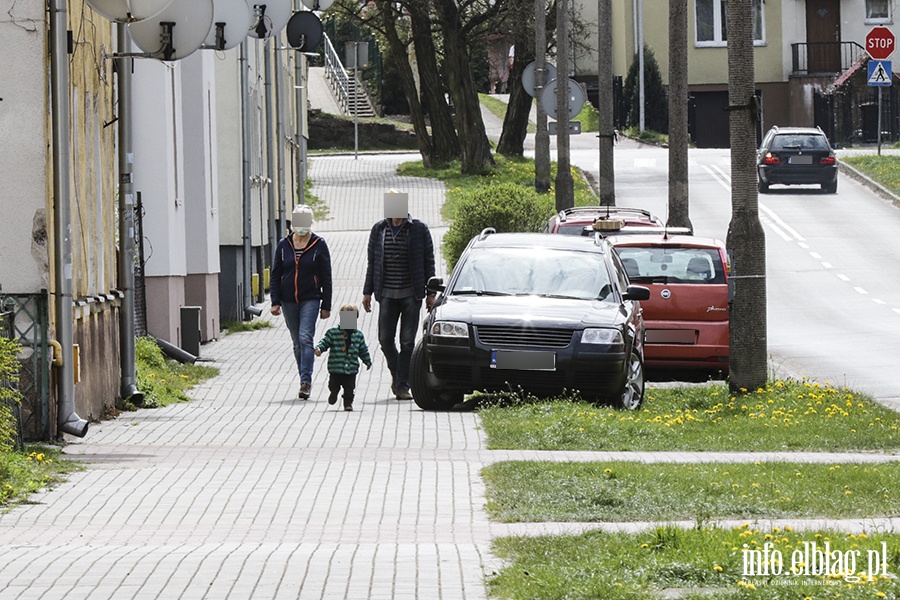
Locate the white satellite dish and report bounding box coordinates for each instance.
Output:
[248,0,293,40]
[301,0,334,9]
[129,0,214,60]
[204,0,254,51]
[84,0,174,22]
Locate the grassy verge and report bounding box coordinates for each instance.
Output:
[1,446,81,508]
[842,154,900,198]
[479,94,599,134]
[131,337,219,410]
[477,379,900,452]
[623,126,669,146]
[483,461,900,523]
[397,155,597,222]
[221,320,274,334]
[489,526,900,599]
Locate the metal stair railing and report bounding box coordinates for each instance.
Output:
[323,33,352,115]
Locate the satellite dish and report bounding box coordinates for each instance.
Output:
[129,0,214,60]
[248,0,293,40]
[84,0,174,22]
[286,12,323,52]
[540,78,586,121]
[203,0,254,51]
[521,62,557,97]
[300,0,334,9]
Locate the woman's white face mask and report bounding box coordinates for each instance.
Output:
[292,227,310,236]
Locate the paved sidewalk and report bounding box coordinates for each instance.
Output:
[2,154,899,600]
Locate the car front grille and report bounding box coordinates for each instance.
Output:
[475,326,574,348]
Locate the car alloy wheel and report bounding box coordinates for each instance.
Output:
[616,348,644,410]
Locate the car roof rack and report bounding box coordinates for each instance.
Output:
[557,205,658,223]
[477,227,496,241]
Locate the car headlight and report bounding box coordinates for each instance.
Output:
[431,321,469,338]
[581,328,623,345]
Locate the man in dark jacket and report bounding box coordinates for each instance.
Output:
[362,198,436,400]
[271,205,332,399]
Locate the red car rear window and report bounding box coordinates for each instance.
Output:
[615,247,726,284]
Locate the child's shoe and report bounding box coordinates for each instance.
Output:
[344,402,353,412]
[328,390,338,405]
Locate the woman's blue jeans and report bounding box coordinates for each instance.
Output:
[281,300,319,384]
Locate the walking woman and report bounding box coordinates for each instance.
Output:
[270,204,332,399]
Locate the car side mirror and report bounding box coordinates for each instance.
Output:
[427,276,445,293]
[623,285,650,301]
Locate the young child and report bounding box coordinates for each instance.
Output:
[314,304,372,411]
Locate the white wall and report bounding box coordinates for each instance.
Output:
[0,1,49,292]
[181,51,221,276]
[215,48,243,247]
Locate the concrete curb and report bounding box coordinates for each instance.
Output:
[839,159,900,207]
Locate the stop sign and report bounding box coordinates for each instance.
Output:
[867,26,895,60]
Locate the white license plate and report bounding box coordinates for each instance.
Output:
[490,350,556,371]
[789,156,813,165]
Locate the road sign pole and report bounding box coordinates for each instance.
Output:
[878,86,883,156]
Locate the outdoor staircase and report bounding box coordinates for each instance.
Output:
[322,32,376,118]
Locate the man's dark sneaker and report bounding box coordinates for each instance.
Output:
[299,382,311,399]
[328,390,338,405]
[344,403,353,412]
[390,382,398,396]
[396,388,413,400]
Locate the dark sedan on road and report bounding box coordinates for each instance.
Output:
[757,126,838,194]
[410,230,650,411]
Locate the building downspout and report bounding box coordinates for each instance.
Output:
[265,40,278,264]
[49,0,88,438]
[240,40,258,319]
[117,23,144,406]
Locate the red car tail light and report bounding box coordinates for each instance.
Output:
[820,155,836,165]
[763,152,780,165]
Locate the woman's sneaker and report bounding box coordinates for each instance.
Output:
[298,382,311,399]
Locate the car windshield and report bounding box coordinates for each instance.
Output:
[451,247,613,300]
[615,247,725,284]
[771,134,828,151]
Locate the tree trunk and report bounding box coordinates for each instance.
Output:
[597,0,615,205]
[433,0,495,174]
[497,0,535,157]
[667,0,691,228]
[726,0,768,393]
[554,0,573,209]
[407,1,459,164]
[534,0,552,192]
[376,1,434,167]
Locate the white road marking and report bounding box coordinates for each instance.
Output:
[822,262,833,269]
[874,299,887,305]
[809,252,822,259]
[837,274,851,282]
[854,287,869,295]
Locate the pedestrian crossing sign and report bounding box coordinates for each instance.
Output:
[868,60,892,86]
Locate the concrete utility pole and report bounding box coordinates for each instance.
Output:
[597,0,615,205]
[554,0,574,210]
[667,0,692,229]
[535,0,551,192]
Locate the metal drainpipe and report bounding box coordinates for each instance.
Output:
[294,0,306,206]
[264,39,277,289]
[117,23,143,405]
[275,38,287,237]
[49,0,88,437]
[240,40,255,319]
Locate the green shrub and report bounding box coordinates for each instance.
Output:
[442,182,554,271]
[0,337,23,452]
[623,45,668,133]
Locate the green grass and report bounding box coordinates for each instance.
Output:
[623,126,668,145]
[477,379,900,452]
[132,337,219,410]
[842,154,900,198]
[221,320,273,334]
[0,445,81,508]
[483,461,900,523]
[489,526,900,599]
[397,154,597,222]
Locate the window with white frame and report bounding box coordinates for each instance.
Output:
[866,0,891,23]
[696,0,765,46]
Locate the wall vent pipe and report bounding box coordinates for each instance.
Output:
[50,0,88,438]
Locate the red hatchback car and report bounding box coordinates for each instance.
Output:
[608,233,730,374]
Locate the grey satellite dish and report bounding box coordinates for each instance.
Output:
[84,0,174,22]
[203,0,253,51]
[521,62,557,97]
[248,0,293,40]
[540,78,586,121]
[129,0,214,60]
[286,12,323,51]
[300,0,334,9]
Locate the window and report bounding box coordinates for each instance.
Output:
[866,0,891,23]
[696,0,765,46]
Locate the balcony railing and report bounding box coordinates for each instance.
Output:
[792,41,868,75]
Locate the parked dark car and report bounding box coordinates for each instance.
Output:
[757,126,838,194]
[410,229,650,411]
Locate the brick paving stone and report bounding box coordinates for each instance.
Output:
[2,154,899,599]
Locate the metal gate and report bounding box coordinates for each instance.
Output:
[0,290,51,441]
